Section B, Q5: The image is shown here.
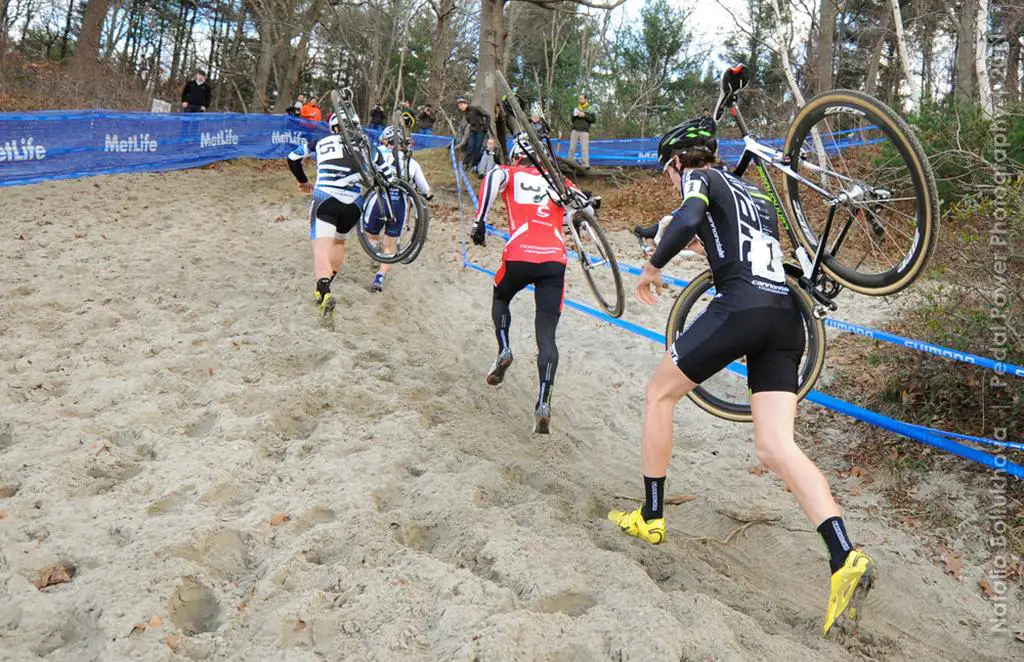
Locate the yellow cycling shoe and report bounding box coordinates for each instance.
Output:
[608,507,665,544]
[823,549,875,637]
[319,292,336,318]
[314,290,323,304]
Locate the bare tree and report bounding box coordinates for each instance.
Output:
[889,0,920,109]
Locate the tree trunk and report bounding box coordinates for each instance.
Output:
[815,0,837,94]
[251,37,275,111]
[889,0,919,108]
[975,0,993,116]
[954,0,978,101]
[920,10,935,101]
[472,0,505,128]
[865,7,890,96]
[1007,21,1021,103]
[72,0,113,71]
[425,0,456,104]
[59,0,74,61]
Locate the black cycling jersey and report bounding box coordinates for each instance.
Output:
[651,166,790,309]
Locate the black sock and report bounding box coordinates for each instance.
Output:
[330,271,337,283]
[641,475,666,520]
[316,277,332,298]
[817,516,854,573]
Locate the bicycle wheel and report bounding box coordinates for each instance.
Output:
[400,191,429,265]
[784,89,939,296]
[495,71,569,201]
[664,271,826,422]
[570,208,624,318]
[357,179,427,264]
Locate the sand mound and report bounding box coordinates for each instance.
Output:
[0,160,1016,660]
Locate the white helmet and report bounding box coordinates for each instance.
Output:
[380,125,397,145]
[509,133,536,163]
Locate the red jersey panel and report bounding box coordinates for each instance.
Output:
[477,166,568,265]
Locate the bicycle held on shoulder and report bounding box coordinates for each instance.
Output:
[660,64,939,422]
[328,89,428,265]
[495,71,626,318]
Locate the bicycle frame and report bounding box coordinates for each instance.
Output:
[723,103,850,311]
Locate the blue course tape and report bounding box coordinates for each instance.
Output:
[458,160,1020,376]
[451,153,1023,479]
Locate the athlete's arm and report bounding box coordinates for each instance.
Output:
[649,170,711,268]
[287,141,313,184]
[410,159,432,199]
[474,167,509,227]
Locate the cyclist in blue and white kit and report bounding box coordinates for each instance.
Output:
[363,125,433,293]
[287,113,393,319]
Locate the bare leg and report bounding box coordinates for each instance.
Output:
[750,391,840,526]
[331,239,346,273]
[641,352,698,476]
[312,237,336,280]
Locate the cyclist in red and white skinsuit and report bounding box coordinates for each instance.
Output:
[470,133,590,434]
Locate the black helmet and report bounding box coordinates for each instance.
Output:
[657,118,717,166]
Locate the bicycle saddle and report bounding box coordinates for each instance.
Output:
[714,64,749,121]
[633,223,659,239]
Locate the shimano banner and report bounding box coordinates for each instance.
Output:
[0,111,453,188]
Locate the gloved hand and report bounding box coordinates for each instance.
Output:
[471,222,486,246]
[424,193,434,202]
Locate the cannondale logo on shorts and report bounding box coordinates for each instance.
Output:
[669,344,679,364]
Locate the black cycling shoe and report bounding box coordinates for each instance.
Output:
[633,223,659,239]
[486,348,514,386]
[533,402,551,434]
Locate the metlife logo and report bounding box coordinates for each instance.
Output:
[104,133,158,153]
[272,130,306,146]
[0,137,47,162]
[200,129,239,148]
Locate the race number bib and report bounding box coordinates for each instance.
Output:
[741,226,785,283]
[513,173,554,206]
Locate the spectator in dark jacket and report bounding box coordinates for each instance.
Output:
[456,96,490,169]
[568,92,595,168]
[369,104,386,130]
[417,104,436,135]
[181,69,212,112]
[529,110,550,140]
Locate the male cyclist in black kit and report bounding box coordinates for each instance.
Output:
[608,118,875,637]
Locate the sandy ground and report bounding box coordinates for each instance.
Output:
[0,160,1019,661]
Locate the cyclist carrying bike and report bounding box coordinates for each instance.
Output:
[470,133,592,434]
[364,125,434,293]
[609,118,874,637]
[287,113,393,320]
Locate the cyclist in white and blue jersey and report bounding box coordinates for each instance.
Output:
[287,113,392,319]
[363,125,433,293]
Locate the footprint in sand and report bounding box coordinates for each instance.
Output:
[168,578,221,635]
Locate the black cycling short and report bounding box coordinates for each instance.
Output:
[493,260,565,315]
[309,193,361,240]
[670,301,804,394]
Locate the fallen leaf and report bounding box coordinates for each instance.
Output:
[0,510,7,520]
[979,579,996,599]
[274,215,286,223]
[148,615,163,628]
[848,466,867,479]
[750,464,769,477]
[130,623,146,635]
[33,562,74,589]
[294,620,306,631]
[850,486,862,497]
[207,368,214,376]
[665,494,696,506]
[270,512,290,526]
[938,544,963,579]
[165,634,181,650]
[18,234,25,240]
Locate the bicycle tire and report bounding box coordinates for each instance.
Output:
[572,209,625,318]
[494,72,569,201]
[357,179,425,264]
[401,193,430,265]
[664,271,826,422]
[784,89,939,296]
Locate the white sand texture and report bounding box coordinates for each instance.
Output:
[0,161,1016,661]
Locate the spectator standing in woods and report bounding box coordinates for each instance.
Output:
[456,95,490,170]
[369,104,386,130]
[417,104,436,135]
[181,69,211,112]
[301,97,323,122]
[529,109,550,140]
[567,93,595,169]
